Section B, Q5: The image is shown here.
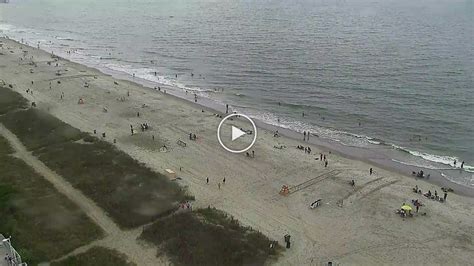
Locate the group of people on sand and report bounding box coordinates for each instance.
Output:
[398,185,445,218]
[317,153,329,167]
[413,185,448,202]
[453,159,465,169]
[297,145,312,154]
[130,123,150,135]
[179,200,192,210]
[189,133,197,141]
[412,170,430,179]
[140,123,150,132]
[206,177,226,190]
[397,202,416,218]
[246,150,255,158]
[303,131,311,141]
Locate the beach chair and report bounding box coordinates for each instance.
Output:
[177,140,187,147]
[310,199,322,209]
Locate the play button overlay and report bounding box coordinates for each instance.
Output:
[217,113,257,153]
[231,126,246,141]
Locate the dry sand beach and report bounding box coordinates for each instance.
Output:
[1,38,474,265]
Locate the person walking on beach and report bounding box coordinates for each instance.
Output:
[206,177,209,184]
[415,200,420,212]
[325,161,328,168]
[454,160,457,167]
[461,161,464,169]
[370,168,373,175]
[444,192,448,201]
[252,150,255,158]
[303,131,306,141]
[223,177,226,184]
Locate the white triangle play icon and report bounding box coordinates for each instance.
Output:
[231,126,246,141]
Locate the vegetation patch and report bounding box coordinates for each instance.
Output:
[34,138,186,228]
[50,246,134,266]
[0,88,186,228]
[0,86,281,265]
[0,136,102,265]
[0,108,85,150]
[140,207,281,266]
[0,86,28,115]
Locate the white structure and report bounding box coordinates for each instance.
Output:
[0,234,27,266]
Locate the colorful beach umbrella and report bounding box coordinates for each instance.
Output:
[401,205,412,211]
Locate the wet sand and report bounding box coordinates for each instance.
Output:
[1,37,474,265]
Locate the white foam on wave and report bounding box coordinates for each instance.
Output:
[441,173,474,187]
[3,21,473,182]
[367,139,381,145]
[102,62,214,95]
[392,158,440,170]
[391,144,474,173]
[55,36,76,41]
[233,108,371,147]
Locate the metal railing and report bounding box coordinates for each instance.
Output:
[1,235,27,266]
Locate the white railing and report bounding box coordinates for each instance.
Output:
[1,236,27,266]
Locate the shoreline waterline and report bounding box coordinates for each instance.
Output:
[2,36,473,197]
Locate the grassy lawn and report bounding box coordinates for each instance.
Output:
[140,207,282,266]
[0,136,103,265]
[50,247,134,266]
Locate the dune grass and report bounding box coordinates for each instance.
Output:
[0,85,281,265]
[0,86,28,115]
[50,247,134,266]
[0,86,186,228]
[0,136,103,265]
[140,207,281,266]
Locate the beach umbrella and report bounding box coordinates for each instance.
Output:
[401,205,412,211]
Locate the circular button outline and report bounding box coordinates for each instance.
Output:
[217,113,257,153]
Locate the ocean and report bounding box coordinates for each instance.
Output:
[1,0,473,187]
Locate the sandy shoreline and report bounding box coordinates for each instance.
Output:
[12,36,473,198]
[2,37,474,265]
